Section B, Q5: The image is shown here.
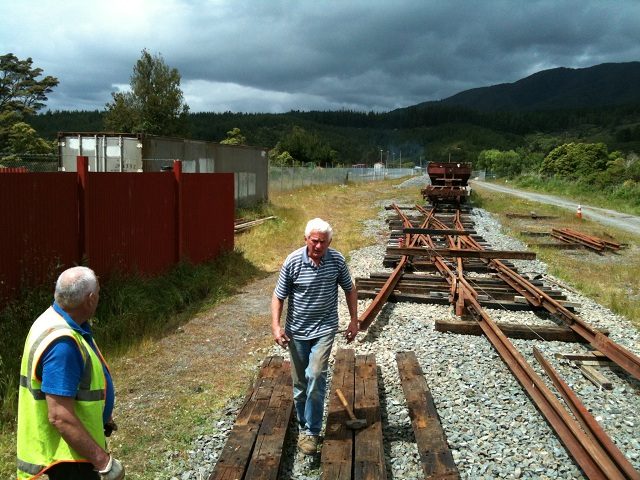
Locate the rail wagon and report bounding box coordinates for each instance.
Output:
[421,161,472,205]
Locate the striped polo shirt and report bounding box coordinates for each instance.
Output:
[274,245,354,340]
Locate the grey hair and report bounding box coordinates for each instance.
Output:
[54,266,98,309]
[305,218,333,240]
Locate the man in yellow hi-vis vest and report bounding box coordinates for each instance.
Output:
[17,266,125,479]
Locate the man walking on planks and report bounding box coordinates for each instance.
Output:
[272,218,359,455]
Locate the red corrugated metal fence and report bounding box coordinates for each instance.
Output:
[181,172,234,263]
[0,173,79,301]
[0,157,234,304]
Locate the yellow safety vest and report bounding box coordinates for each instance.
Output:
[16,306,107,479]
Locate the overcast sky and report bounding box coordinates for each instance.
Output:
[2,0,639,114]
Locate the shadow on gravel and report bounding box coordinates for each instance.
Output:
[360,304,395,343]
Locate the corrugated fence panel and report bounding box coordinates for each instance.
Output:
[84,172,177,277]
[0,173,79,302]
[181,173,234,263]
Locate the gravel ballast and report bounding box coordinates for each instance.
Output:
[175,182,640,480]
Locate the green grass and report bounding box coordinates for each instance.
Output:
[0,250,261,430]
[0,283,53,425]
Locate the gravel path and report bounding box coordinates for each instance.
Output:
[176,178,640,480]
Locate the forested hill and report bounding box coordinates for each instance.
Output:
[29,62,640,165]
[425,62,640,112]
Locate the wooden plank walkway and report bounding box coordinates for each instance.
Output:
[396,351,460,479]
[209,356,293,480]
[354,353,386,480]
[210,351,461,479]
[322,348,355,479]
[322,349,386,480]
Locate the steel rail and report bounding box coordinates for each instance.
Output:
[551,229,604,251]
[414,204,476,315]
[533,347,640,480]
[358,257,407,331]
[359,205,468,329]
[450,213,640,381]
[552,228,621,252]
[465,294,628,480]
[358,204,422,330]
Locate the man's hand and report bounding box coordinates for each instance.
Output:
[104,419,117,437]
[345,320,360,344]
[97,455,125,480]
[273,327,290,349]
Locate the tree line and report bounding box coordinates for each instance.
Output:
[2,50,639,204]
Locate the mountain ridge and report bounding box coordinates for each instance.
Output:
[413,61,640,112]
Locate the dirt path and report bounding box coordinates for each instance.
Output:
[113,272,279,476]
[471,180,640,236]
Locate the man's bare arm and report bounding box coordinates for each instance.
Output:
[271,293,290,348]
[46,394,110,470]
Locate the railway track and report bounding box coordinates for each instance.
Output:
[353,202,640,479]
[206,186,639,479]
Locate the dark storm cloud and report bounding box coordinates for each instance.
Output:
[2,0,639,113]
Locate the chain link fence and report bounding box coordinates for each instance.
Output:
[269,166,417,192]
[0,154,59,172]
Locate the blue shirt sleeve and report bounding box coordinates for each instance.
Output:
[274,258,293,300]
[38,337,84,397]
[337,255,354,291]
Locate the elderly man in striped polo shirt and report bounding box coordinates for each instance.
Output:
[271,218,359,455]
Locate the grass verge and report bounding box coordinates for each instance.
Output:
[509,175,640,216]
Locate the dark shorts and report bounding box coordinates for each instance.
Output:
[46,462,99,480]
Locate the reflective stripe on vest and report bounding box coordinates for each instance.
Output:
[21,323,104,402]
[16,458,45,476]
[19,374,105,401]
[16,307,107,479]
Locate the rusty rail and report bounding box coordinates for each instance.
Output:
[358,204,410,330]
[551,228,621,252]
[359,204,464,330]
[465,295,633,479]
[447,211,640,381]
[533,347,640,480]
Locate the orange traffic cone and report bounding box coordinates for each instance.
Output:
[576,205,582,220]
